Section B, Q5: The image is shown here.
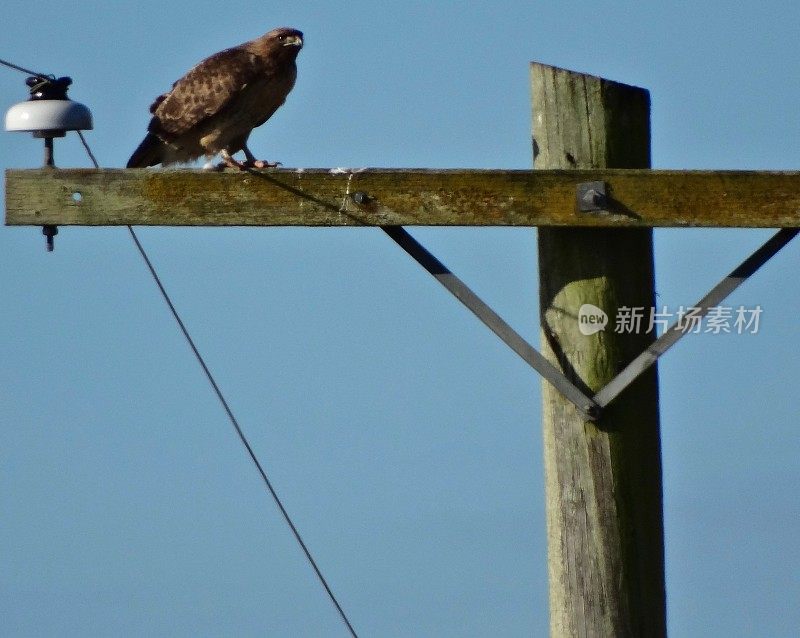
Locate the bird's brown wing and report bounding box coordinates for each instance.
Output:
[148,46,262,141]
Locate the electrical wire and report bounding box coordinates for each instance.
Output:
[0,56,51,80]
[78,130,359,637]
[77,130,99,168]
[123,223,359,638]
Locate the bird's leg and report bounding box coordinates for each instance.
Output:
[218,149,247,170]
[241,144,281,169]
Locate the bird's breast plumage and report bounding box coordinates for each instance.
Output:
[196,62,296,153]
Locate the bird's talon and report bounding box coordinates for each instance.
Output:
[247,159,281,169]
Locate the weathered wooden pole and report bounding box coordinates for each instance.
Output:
[532,64,666,636]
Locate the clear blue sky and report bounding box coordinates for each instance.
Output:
[2,1,799,636]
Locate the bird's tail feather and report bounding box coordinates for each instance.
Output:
[127,133,165,168]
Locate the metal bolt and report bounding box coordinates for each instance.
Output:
[577,181,608,212]
[42,225,58,252]
[583,189,604,207]
[585,403,602,421]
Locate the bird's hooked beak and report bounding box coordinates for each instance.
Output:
[283,34,303,48]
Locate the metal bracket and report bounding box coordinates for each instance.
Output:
[577,181,608,212]
[346,174,797,422]
[382,226,601,420]
[593,228,799,408]
[385,224,797,422]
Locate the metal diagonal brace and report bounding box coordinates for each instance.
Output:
[594,228,799,408]
[381,226,601,420]
[212,171,598,417]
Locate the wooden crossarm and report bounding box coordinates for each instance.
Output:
[6,168,800,227]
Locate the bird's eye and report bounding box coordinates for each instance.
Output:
[278,35,285,41]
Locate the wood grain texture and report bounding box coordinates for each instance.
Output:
[532,63,666,637]
[6,167,800,227]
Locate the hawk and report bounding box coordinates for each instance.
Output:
[127,27,303,169]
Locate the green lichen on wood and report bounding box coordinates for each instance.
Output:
[6,167,800,227]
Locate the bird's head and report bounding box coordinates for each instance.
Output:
[251,27,303,60]
[260,27,303,53]
[275,28,303,49]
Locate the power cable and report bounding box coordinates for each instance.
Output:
[76,131,359,638]
[0,56,52,80]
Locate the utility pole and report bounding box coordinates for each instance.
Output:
[532,63,666,636]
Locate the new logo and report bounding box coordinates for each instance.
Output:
[578,304,608,335]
